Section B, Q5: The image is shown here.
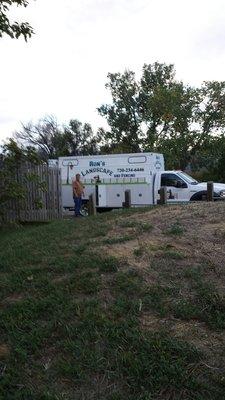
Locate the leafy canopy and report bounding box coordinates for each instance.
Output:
[98,62,225,172]
[0,0,33,40]
[0,139,41,213]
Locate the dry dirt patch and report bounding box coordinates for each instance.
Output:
[1,294,24,305]
[102,202,225,282]
[0,344,10,359]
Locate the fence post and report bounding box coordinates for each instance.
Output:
[57,168,63,219]
[123,190,131,208]
[159,186,167,205]
[207,182,214,202]
[88,194,96,216]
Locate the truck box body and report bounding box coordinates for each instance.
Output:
[54,153,225,209]
[58,153,164,208]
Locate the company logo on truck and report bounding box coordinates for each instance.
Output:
[81,167,113,177]
[80,160,113,177]
[89,161,106,167]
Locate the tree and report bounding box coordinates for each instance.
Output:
[186,81,225,177]
[98,62,202,169]
[0,0,33,40]
[15,116,100,159]
[98,70,142,152]
[15,116,61,160]
[63,119,100,155]
[199,81,225,135]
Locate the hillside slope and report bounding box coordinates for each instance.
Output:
[1,203,225,399]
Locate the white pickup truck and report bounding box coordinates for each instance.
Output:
[50,153,225,210]
[155,171,225,202]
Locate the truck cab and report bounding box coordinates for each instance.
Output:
[154,171,225,203]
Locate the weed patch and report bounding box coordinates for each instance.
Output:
[173,280,225,330]
[163,249,186,260]
[103,234,135,245]
[165,222,185,236]
[138,222,153,233]
[114,270,142,296]
[143,285,174,316]
[133,246,144,257]
[117,220,137,228]
[98,257,120,273]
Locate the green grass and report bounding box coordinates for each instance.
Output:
[103,234,135,245]
[133,246,144,257]
[143,284,175,316]
[173,280,225,330]
[98,256,121,273]
[118,220,153,233]
[117,219,137,228]
[0,212,225,399]
[163,249,186,260]
[165,222,185,236]
[138,222,153,233]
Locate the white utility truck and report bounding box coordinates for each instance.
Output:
[53,153,225,211]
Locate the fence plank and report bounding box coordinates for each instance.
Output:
[0,162,62,223]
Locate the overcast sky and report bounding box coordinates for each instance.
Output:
[1,0,225,143]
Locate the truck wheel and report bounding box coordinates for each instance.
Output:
[190,192,207,201]
[80,203,89,217]
[200,194,207,201]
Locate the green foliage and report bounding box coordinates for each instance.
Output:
[8,62,225,181]
[165,222,185,235]
[98,62,225,176]
[133,246,144,257]
[143,284,173,316]
[0,139,44,221]
[138,221,153,233]
[98,70,142,153]
[103,234,135,245]
[99,63,200,167]
[172,266,225,330]
[98,256,120,273]
[163,249,185,260]
[0,0,33,40]
[117,219,137,228]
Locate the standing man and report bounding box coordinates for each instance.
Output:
[72,173,85,217]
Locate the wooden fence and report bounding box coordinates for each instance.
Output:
[0,163,62,223]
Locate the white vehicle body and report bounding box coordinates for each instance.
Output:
[56,153,225,209]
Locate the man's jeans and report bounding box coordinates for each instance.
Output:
[74,196,82,216]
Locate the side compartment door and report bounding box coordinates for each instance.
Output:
[98,185,107,207]
[161,173,189,202]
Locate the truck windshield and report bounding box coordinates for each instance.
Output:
[177,172,198,185]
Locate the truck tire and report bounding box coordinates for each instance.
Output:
[190,191,220,201]
[80,202,89,217]
[190,191,207,201]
